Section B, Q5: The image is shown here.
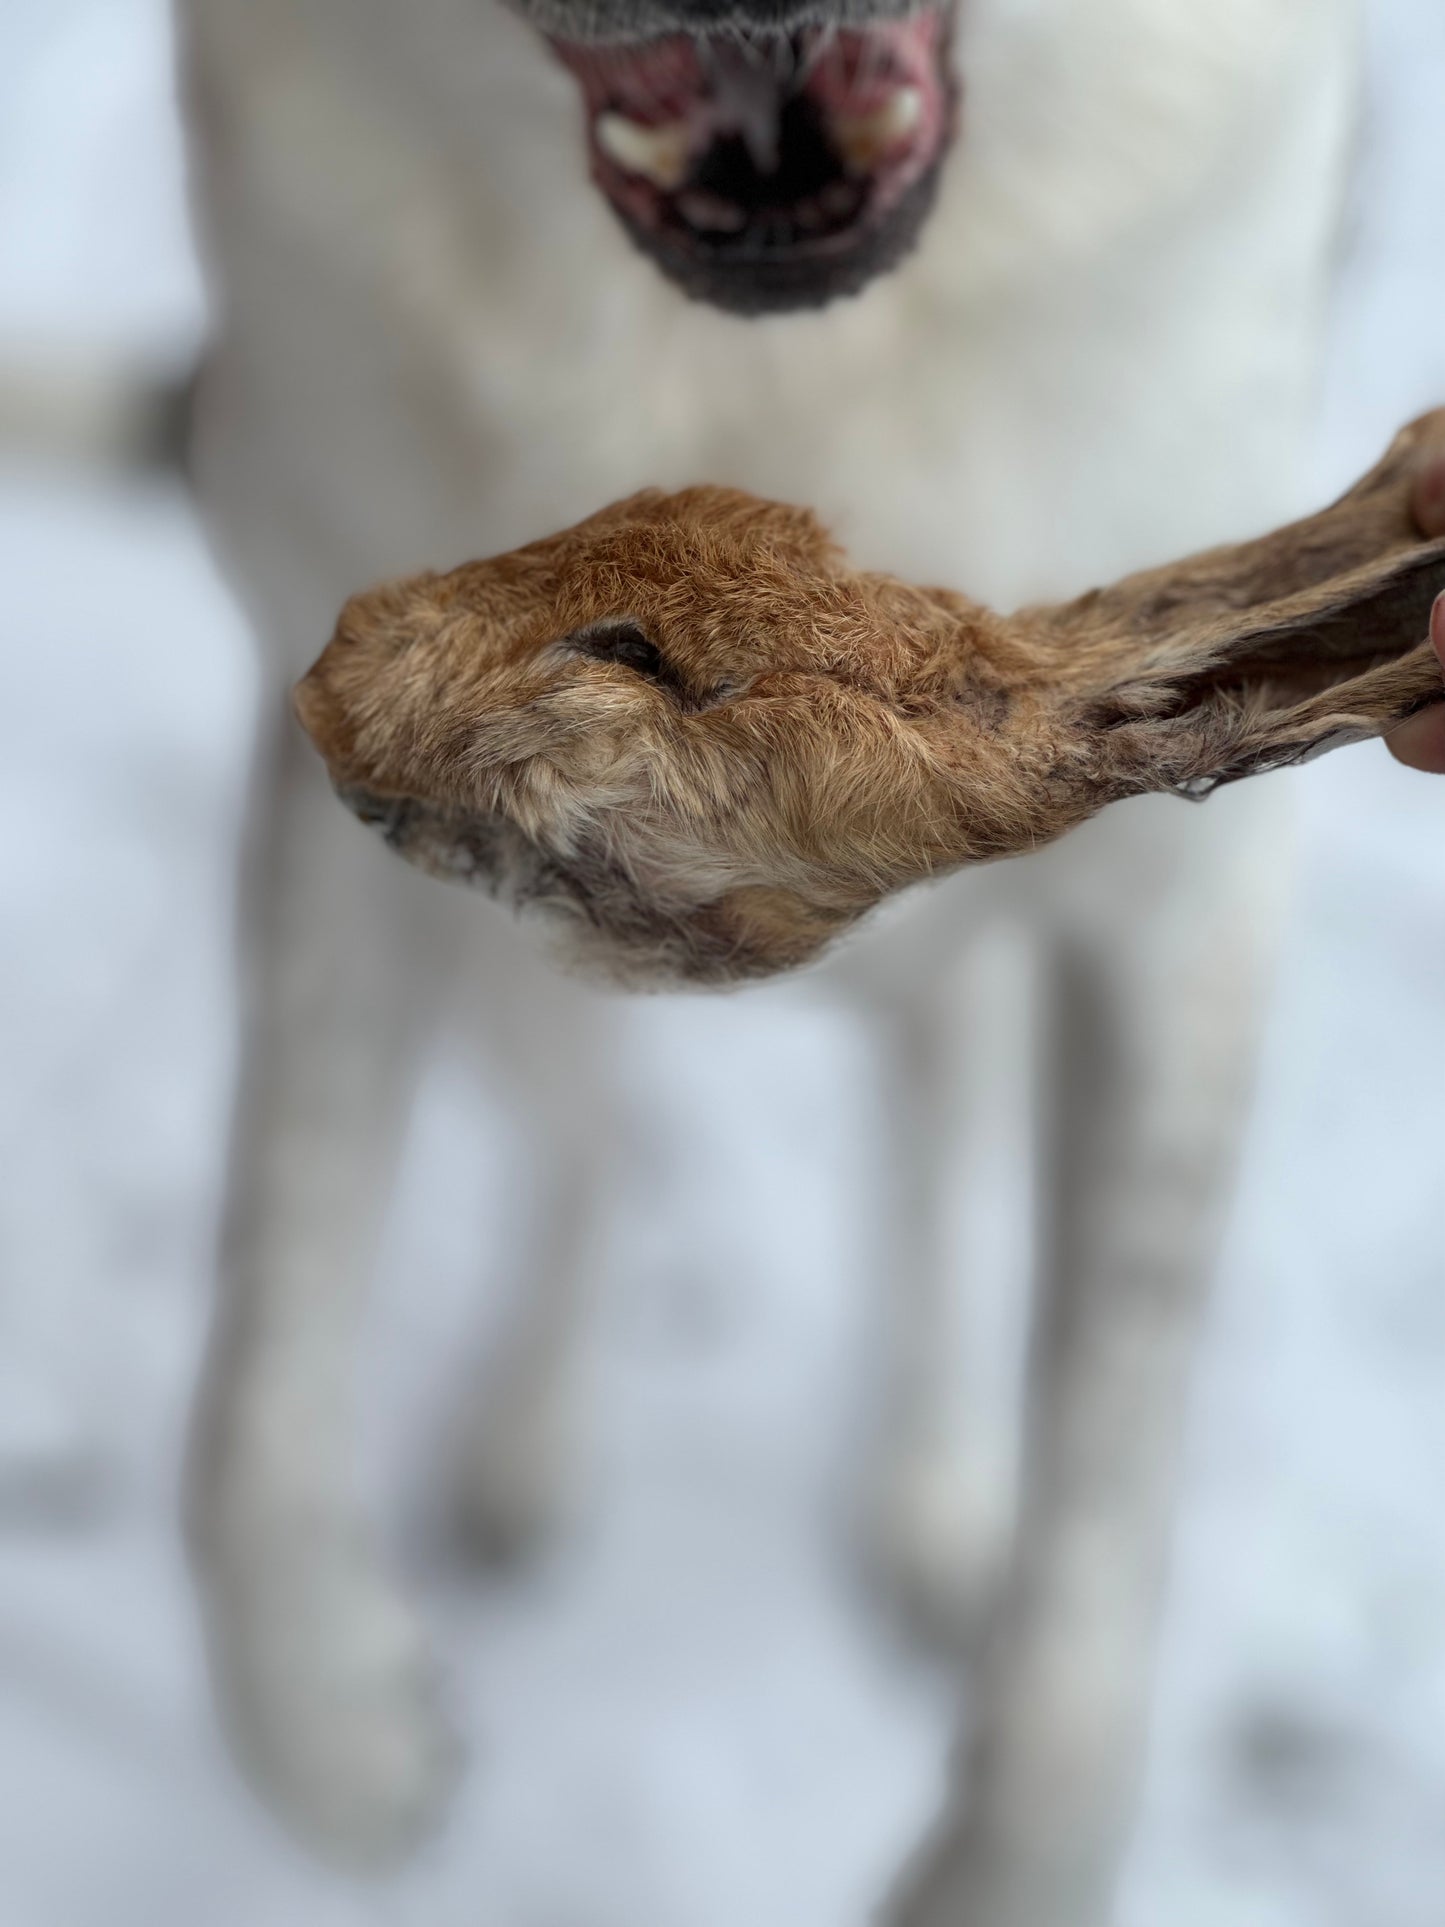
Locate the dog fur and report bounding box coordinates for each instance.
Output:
[180,0,1360,1914]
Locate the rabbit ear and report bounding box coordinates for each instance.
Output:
[1080,550,1445,801]
[1039,412,1445,802]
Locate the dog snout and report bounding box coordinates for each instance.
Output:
[664,0,882,27]
[530,0,914,40]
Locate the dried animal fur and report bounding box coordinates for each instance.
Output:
[296,411,1445,987]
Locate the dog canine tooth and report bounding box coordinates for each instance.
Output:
[830,85,923,174]
[594,112,692,190]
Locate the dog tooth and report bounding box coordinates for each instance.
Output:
[595,113,692,190]
[677,191,747,233]
[830,85,923,173]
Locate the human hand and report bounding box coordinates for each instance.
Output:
[1387,457,1445,772]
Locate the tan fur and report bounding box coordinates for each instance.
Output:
[296,413,1445,986]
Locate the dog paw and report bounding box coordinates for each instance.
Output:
[200,1530,461,1867]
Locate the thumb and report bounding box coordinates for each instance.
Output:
[1385,591,1445,773]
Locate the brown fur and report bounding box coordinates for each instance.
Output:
[295,413,1445,986]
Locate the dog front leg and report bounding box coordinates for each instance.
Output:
[187,708,462,1867]
[885,814,1278,1927]
[444,971,621,1563]
[861,926,1037,1649]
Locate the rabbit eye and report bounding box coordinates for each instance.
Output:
[570,621,669,683]
[564,620,740,714]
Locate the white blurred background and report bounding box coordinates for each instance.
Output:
[1,3,1443,1924]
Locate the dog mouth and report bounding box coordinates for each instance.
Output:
[549,13,958,312]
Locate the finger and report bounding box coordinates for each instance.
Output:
[1388,709,1445,772]
[1412,455,1445,537]
[1386,590,1445,771]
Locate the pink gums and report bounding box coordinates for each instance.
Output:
[550,11,954,237]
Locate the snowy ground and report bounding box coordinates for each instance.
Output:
[1,4,1443,1924]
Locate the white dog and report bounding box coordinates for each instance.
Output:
[179,0,1355,1918]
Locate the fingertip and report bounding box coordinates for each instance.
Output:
[1387,706,1445,774]
[1391,472,1445,768]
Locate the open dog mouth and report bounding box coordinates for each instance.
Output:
[549,13,958,312]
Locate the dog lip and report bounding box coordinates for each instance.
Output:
[615,148,947,312]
